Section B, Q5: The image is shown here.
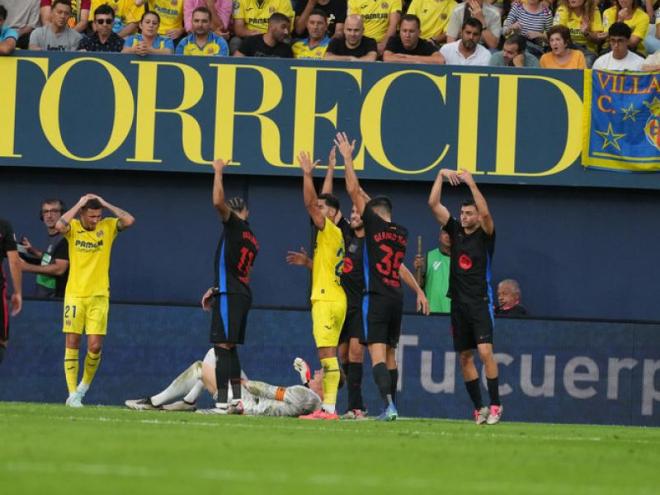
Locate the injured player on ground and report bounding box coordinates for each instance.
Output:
[125,350,325,417]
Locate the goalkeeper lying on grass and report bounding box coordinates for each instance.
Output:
[125,351,329,417]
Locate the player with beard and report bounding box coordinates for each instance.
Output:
[427,168,501,425]
[336,132,428,421]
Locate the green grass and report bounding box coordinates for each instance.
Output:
[1,402,659,495]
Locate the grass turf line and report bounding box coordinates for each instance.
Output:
[1,402,659,495]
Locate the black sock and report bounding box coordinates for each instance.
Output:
[465,378,483,410]
[214,347,232,404]
[229,347,242,400]
[0,344,5,364]
[347,362,364,411]
[487,377,500,406]
[373,362,392,407]
[389,368,398,405]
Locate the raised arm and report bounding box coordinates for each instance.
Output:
[298,151,326,230]
[96,196,136,231]
[212,158,232,222]
[459,169,493,235]
[55,194,93,234]
[335,132,365,214]
[20,258,69,276]
[399,262,429,315]
[320,146,336,195]
[428,168,459,226]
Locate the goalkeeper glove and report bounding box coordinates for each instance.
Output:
[293,357,311,384]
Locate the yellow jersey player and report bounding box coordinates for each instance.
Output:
[55,194,135,407]
[297,151,347,420]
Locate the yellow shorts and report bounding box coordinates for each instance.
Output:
[62,296,110,336]
[311,299,346,348]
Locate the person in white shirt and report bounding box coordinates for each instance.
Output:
[440,17,491,66]
[125,352,325,417]
[593,22,644,71]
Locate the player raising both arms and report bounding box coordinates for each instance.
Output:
[202,158,259,414]
[336,132,429,421]
[56,194,135,407]
[428,168,502,425]
[296,150,347,420]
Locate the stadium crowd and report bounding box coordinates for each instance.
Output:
[0,0,658,68]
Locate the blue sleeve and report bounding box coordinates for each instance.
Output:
[175,38,186,54]
[164,38,175,50]
[124,34,136,47]
[4,28,18,40]
[220,38,229,56]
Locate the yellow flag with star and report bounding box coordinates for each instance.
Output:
[582,69,660,171]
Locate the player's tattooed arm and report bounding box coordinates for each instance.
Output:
[201,287,219,311]
[298,151,326,230]
[55,194,92,234]
[212,158,232,222]
[320,146,337,196]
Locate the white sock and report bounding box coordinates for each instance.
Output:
[322,403,336,413]
[183,380,204,404]
[151,361,202,407]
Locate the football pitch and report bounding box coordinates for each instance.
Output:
[1,402,658,495]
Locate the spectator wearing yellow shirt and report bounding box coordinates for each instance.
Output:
[134,0,185,41]
[540,24,586,68]
[406,0,456,46]
[89,0,143,37]
[292,9,331,58]
[347,0,402,54]
[176,6,229,55]
[552,0,604,67]
[602,0,650,56]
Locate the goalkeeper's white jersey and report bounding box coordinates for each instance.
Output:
[242,382,321,417]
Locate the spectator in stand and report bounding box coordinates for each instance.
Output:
[642,50,659,68]
[324,14,377,60]
[176,6,229,55]
[446,0,501,50]
[30,0,83,50]
[78,4,125,51]
[184,0,231,39]
[593,22,644,69]
[489,34,540,67]
[413,228,451,314]
[602,0,650,56]
[40,0,89,33]
[0,5,18,55]
[495,279,528,317]
[502,0,552,58]
[440,17,491,65]
[234,12,293,57]
[347,0,401,55]
[552,0,604,67]
[121,10,174,54]
[406,0,456,47]
[540,24,586,68]
[2,0,40,49]
[292,9,330,59]
[295,0,346,38]
[383,14,444,63]
[231,0,294,53]
[88,0,143,38]
[134,0,185,42]
[644,4,659,54]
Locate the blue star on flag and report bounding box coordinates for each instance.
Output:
[595,123,626,151]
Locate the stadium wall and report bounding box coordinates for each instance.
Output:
[3,167,660,321]
[1,301,658,426]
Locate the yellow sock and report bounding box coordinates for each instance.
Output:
[81,350,102,387]
[64,348,79,394]
[320,357,340,413]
